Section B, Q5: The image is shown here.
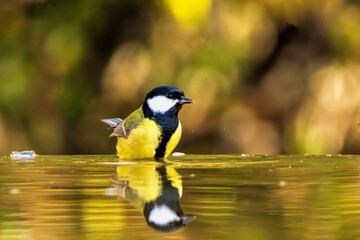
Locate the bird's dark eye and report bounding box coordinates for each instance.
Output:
[167,93,174,99]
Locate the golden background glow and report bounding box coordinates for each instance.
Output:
[1,0,360,155]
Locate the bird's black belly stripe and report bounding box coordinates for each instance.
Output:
[155,131,173,158]
[151,115,179,159]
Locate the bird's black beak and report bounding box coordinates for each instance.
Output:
[179,97,194,104]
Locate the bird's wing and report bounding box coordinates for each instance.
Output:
[101,107,144,139]
[123,107,144,136]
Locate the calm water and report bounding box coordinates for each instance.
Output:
[1,154,360,239]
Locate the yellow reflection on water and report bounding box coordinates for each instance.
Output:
[113,159,194,232]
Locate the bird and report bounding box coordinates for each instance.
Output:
[101,86,193,159]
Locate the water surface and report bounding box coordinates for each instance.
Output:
[1,154,360,239]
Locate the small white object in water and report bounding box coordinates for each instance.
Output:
[279,180,286,187]
[10,188,20,194]
[172,152,185,157]
[11,150,36,160]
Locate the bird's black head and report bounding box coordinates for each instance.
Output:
[143,86,193,118]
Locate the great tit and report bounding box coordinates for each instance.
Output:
[113,161,195,232]
[102,86,193,159]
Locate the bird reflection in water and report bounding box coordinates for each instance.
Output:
[112,161,195,232]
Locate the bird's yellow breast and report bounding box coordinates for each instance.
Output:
[116,118,161,159]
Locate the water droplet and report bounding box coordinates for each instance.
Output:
[10,188,20,194]
[279,180,286,187]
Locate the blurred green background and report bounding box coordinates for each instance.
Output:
[1,0,360,155]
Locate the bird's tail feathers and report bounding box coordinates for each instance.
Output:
[101,118,123,128]
[102,118,128,138]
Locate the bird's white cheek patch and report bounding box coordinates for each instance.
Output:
[148,205,180,226]
[147,96,178,113]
